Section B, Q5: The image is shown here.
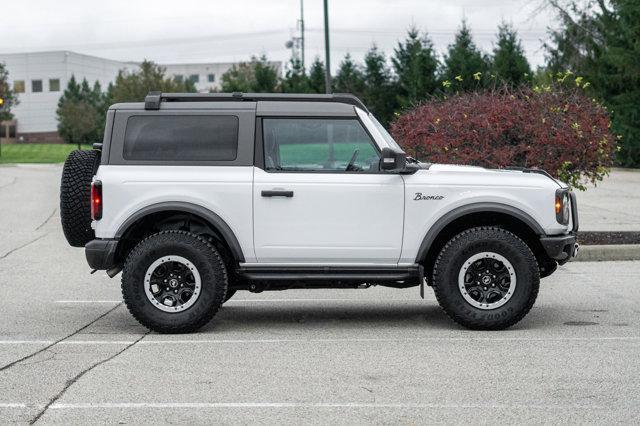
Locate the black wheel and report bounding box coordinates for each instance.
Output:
[60,149,101,247]
[121,231,228,333]
[223,289,237,303]
[432,227,539,330]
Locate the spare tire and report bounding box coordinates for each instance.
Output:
[60,149,101,247]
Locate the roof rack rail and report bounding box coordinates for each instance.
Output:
[143,91,368,112]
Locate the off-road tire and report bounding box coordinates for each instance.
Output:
[121,231,228,333]
[432,227,540,330]
[60,149,101,247]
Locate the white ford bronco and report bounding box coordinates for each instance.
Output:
[60,92,578,333]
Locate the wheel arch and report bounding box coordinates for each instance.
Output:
[115,201,245,263]
[416,203,554,281]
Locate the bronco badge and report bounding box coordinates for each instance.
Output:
[414,193,444,201]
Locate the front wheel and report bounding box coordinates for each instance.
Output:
[432,227,540,330]
[121,231,228,333]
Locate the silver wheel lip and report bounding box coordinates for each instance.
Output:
[144,255,201,313]
[458,251,516,310]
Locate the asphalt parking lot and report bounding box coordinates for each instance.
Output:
[1,164,639,424]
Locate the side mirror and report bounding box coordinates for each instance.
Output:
[380,147,408,172]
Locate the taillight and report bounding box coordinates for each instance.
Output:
[91,180,102,220]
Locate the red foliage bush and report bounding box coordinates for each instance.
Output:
[390,86,616,189]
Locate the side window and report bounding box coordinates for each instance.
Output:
[123,115,238,161]
[262,118,379,172]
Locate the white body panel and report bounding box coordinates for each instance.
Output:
[253,168,404,263]
[399,164,569,263]
[94,165,257,263]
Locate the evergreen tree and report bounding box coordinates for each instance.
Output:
[362,45,397,125]
[0,62,19,121]
[281,58,309,93]
[222,55,279,93]
[333,54,365,96]
[544,0,640,167]
[308,57,326,94]
[392,28,439,107]
[253,55,279,92]
[491,22,531,86]
[108,60,195,104]
[221,62,256,92]
[442,20,489,91]
[56,76,104,148]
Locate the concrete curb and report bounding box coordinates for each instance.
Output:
[573,244,640,262]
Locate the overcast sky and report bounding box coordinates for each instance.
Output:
[1,0,557,71]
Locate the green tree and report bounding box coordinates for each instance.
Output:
[391,28,439,107]
[221,62,256,92]
[281,58,309,93]
[57,100,99,149]
[442,20,489,91]
[544,0,640,167]
[362,45,397,125]
[491,22,531,86]
[56,76,105,148]
[108,60,195,104]
[308,57,326,94]
[0,62,19,121]
[221,55,279,93]
[333,54,365,96]
[253,56,279,92]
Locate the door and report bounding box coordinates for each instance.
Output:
[253,117,404,264]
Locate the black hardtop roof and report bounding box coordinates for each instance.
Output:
[144,91,368,112]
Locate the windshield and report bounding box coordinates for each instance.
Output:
[369,113,404,152]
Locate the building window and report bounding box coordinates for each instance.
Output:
[32,80,43,93]
[174,75,184,83]
[189,74,199,83]
[207,74,215,83]
[14,80,25,93]
[49,79,61,92]
[8,125,16,138]
[0,125,6,138]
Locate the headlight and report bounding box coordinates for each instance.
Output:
[555,189,571,225]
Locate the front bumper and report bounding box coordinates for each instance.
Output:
[85,239,118,270]
[540,234,578,264]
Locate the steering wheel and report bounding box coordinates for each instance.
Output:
[345,149,361,171]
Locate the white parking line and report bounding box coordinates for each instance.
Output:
[47,402,610,410]
[1,336,639,346]
[0,403,28,408]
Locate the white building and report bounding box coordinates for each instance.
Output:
[163,62,233,93]
[0,51,281,143]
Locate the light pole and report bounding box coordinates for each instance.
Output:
[323,0,331,94]
[300,0,305,72]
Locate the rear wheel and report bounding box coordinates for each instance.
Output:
[121,231,228,333]
[432,227,539,330]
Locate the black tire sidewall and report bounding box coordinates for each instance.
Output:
[433,228,539,329]
[122,231,228,333]
[60,149,100,247]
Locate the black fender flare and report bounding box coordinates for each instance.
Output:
[115,201,245,262]
[414,202,545,263]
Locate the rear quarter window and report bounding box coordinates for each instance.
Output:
[123,115,239,161]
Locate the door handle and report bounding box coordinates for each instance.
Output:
[261,190,294,198]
